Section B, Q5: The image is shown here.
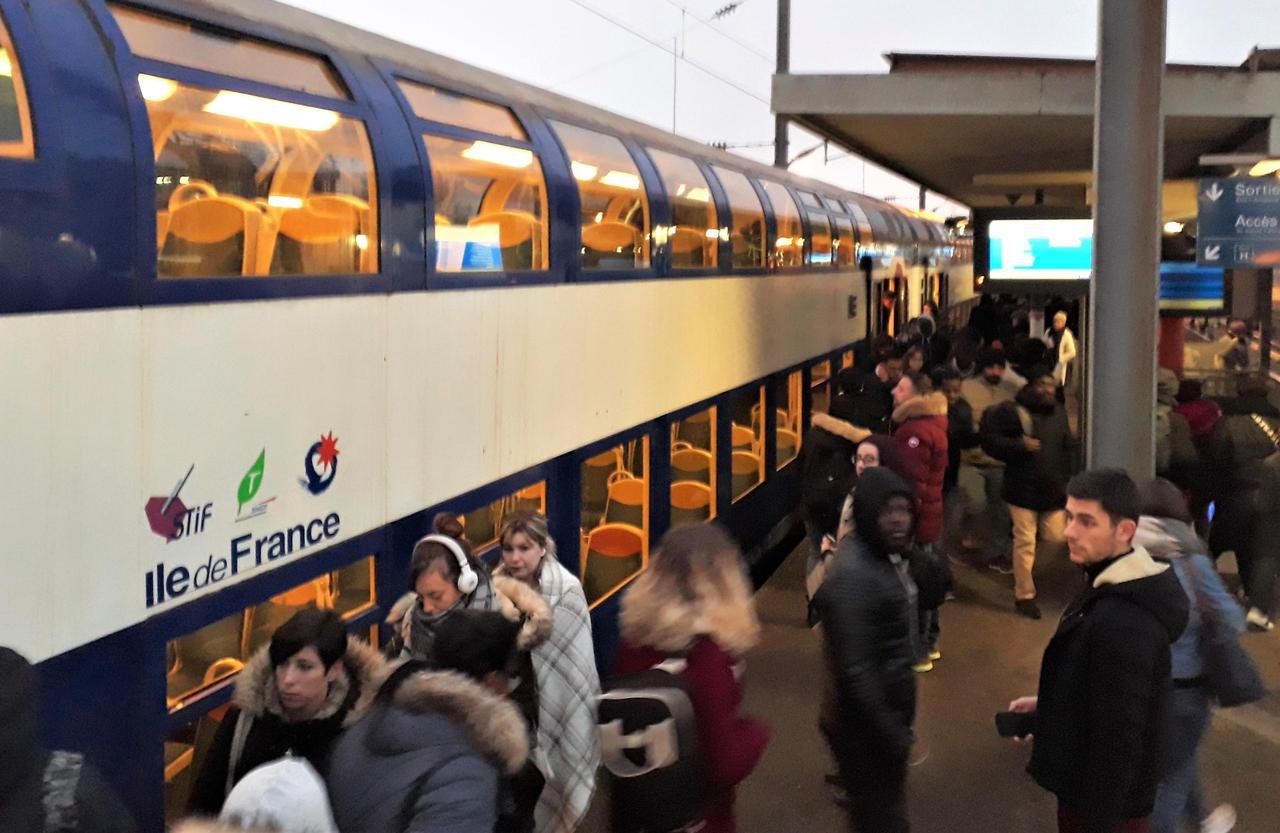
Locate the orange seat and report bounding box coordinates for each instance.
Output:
[582,523,645,604]
[671,480,712,525]
[671,448,713,485]
[160,195,266,278]
[469,210,543,270]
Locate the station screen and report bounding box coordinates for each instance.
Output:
[1158,263,1224,313]
[988,219,1093,280]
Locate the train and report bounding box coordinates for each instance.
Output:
[0,0,971,828]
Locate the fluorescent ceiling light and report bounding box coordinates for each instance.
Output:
[1249,159,1280,177]
[203,90,339,132]
[1163,221,1184,235]
[775,237,792,248]
[355,234,369,251]
[685,187,710,203]
[599,170,641,190]
[461,140,533,169]
[571,161,598,181]
[704,228,720,239]
[138,74,177,103]
[0,49,12,79]
[267,195,304,209]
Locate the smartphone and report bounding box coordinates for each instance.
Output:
[994,710,1035,738]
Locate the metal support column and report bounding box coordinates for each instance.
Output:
[1086,0,1167,475]
[1260,269,1274,373]
[773,0,790,169]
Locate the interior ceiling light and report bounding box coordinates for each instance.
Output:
[570,161,598,181]
[267,195,304,209]
[1163,221,1185,235]
[460,140,533,169]
[138,74,178,102]
[685,187,711,203]
[599,170,641,190]
[0,48,12,79]
[1249,159,1280,177]
[203,90,339,132]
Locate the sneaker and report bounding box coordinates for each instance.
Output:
[1200,803,1237,833]
[928,648,942,661]
[1245,608,1274,632]
[912,660,934,673]
[1015,599,1042,620]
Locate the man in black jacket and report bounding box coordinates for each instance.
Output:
[837,345,905,436]
[1008,469,1189,833]
[814,468,919,833]
[981,369,1076,619]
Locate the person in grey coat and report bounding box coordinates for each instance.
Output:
[327,611,531,833]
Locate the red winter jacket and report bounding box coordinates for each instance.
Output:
[614,636,769,833]
[892,392,950,544]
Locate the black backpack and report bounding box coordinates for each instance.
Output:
[598,658,706,833]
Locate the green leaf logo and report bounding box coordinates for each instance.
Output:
[238,450,265,512]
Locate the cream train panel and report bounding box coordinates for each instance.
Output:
[1,273,860,662]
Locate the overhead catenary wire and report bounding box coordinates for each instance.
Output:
[656,0,773,64]
[562,0,771,106]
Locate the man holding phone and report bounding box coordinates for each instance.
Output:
[1006,469,1188,833]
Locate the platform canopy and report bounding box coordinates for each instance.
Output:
[772,50,1280,216]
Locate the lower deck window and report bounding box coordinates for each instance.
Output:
[582,440,649,607]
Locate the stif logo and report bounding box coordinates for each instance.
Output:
[144,464,212,541]
[301,432,340,495]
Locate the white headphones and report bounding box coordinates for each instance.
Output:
[419,534,479,595]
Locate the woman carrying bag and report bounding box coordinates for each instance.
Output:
[1135,479,1263,833]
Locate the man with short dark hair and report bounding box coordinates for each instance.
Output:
[838,345,905,436]
[1009,469,1189,833]
[956,348,1024,569]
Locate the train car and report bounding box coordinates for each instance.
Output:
[0,0,969,828]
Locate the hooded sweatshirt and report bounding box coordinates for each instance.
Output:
[0,648,137,833]
[1028,546,1189,825]
[813,469,919,761]
[219,758,339,833]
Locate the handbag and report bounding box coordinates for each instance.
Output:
[1183,557,1264,707]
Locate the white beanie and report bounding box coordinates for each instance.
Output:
[219,758,339,833]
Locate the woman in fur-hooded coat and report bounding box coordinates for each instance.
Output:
[187,636,386,815]
[615,525,770,833]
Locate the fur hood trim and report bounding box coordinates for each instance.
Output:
[390,667,529,774]
[1093,546,1170,588]
[619,567,760,657]
[893,391,947,424]
[235,637,386,727]
[811,411,871,444]
[491,574,554,651]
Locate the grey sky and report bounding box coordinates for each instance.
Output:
[280,0,1280,215]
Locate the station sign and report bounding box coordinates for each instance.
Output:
[988,219,1093,280]
[1196,178,1280,268]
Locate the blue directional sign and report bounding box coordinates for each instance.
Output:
[1197,177,1280,268]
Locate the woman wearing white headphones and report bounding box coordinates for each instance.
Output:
[387,514,551,670]
[494,511,600,833]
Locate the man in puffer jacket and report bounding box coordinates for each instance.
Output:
[981,369,1076,620]
[328,610,532,833]
[814,468,920,833]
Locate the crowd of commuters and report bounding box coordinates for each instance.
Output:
[2,297,1273,833]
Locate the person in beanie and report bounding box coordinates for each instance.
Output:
[814,468,920,833]
[216,758,338,833]
[1008,469,1189,833]
[0,647,138,833]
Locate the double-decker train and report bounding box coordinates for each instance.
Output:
[0,0,971,828]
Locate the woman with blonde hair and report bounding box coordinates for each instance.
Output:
[614,524,770,833]
[493,511,600,833]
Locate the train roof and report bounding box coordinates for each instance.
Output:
[160,0,946,243]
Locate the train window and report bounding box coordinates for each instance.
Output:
[671,407,717,525]
[710,166,764,268]
[798,190,823,209]
[833,217,856,267]
[550,121,649,270]
[164,556,376,711]
[457,480,547,556]
[582,440,649,607]
[774,370,802,469]
[110,5,347,99]
[761,181,804,268]
[842,349,854,369]
[808,213,833,266]
[141,76,378,278]
[397,80,525,141]
[810,358,832,416]
[730,387,765,502]
[648,148,719,269]
[425,133,548,272]
[0,12,33,158]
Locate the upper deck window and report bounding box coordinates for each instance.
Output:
[710,166,764,269]
[798,191,823,210]
[834,217,856,267]
[761,180,804,268]
[551,120,649,270]
[109,5,348,100]
[397,80,525,141]
[647,148,718,269]
[0,11,33,158]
